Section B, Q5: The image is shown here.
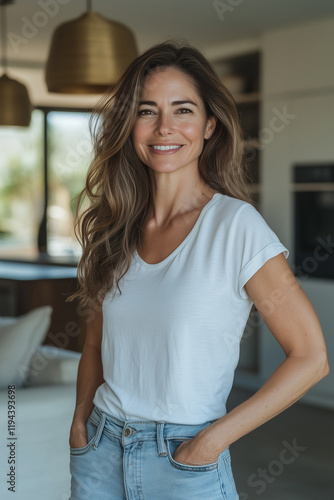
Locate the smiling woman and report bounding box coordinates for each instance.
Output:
[66,40,329,500]
[132,67,216,180]
[68,40,251,306]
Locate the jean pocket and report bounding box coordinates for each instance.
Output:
[70,418,98,456]
[223,452,234,485]
[217,450,238,497]
[166,439,219,472]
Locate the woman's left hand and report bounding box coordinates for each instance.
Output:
[172,434,221,466]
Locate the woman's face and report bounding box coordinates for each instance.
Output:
[131,67,216,175]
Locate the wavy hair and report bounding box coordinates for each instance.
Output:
[67,40,253,308]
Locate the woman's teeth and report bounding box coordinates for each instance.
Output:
[151,145,182,151]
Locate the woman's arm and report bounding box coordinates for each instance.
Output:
[173,253,330,465]
[69,308,104,448]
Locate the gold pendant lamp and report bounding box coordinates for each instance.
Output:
[45,0,138,94]
[0,0,31,127]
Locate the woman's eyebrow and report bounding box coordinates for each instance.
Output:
[139,100,198,107]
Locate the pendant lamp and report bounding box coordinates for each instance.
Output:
[45,0,138,94]
[0,0,31,127]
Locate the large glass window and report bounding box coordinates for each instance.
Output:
[47,111,92,257]
[0,108,93,260]
[0,110,44,258]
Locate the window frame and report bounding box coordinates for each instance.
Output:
[36,105,92,256]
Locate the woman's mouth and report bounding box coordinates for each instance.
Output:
[149,144,183,154]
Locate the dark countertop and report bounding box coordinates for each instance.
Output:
[0,261,77,280]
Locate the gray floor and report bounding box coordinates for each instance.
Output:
[226,387,334,500]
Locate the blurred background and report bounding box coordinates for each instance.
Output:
[0,1,333,499]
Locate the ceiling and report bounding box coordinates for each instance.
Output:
[4,0,334,68]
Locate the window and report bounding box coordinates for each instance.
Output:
[0,110,44,258]
[47,111,92,257]
[0,108,93,260]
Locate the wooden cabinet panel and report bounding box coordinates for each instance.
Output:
[0,263,87,352]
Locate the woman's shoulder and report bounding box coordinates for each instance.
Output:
[212,192,255,218]
[209,193,270,235]
[211,193,288,257]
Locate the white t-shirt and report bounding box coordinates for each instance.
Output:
[93,192,289,425]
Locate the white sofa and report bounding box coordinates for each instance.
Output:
[0,307,80,500]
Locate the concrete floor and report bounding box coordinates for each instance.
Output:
[226,387,334,500]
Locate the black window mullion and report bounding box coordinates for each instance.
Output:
[37,109,48,254]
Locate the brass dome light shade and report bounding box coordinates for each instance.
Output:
[45,10,138,94]
[0,74,31,126]
[0,0,31,127]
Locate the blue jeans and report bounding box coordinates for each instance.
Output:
[69,405,239,500]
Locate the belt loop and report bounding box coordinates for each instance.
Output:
[92,410,106,450]
[157,422,167,456]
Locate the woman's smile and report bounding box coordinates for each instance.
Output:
[149,144,184,154]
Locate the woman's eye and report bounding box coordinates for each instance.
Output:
[138,109,155,116]
[177,108,192,114]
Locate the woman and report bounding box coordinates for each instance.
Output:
[67,40,329,500]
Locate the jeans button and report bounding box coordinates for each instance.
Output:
[124,427,133,437]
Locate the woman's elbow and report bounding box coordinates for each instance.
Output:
[313,350,330,382]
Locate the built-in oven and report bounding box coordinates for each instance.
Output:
[293,164,334,279]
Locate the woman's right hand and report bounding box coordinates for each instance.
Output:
[69,419,88,449]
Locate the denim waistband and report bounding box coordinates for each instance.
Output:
[89,405,225,458]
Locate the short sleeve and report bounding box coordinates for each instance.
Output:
[235,203,289,300]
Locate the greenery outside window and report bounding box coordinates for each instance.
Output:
[0,109,44,258]
[47,111,92,257]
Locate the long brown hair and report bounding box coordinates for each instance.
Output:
[68,40,252,308]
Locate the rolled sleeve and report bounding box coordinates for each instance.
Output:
[232,203,289,300]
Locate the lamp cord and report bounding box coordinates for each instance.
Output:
[86,0,92,12]
[0,3,7,73]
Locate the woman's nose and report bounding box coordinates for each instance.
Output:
[155,113,174,135]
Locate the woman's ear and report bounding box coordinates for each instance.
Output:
[204,116,217,140]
